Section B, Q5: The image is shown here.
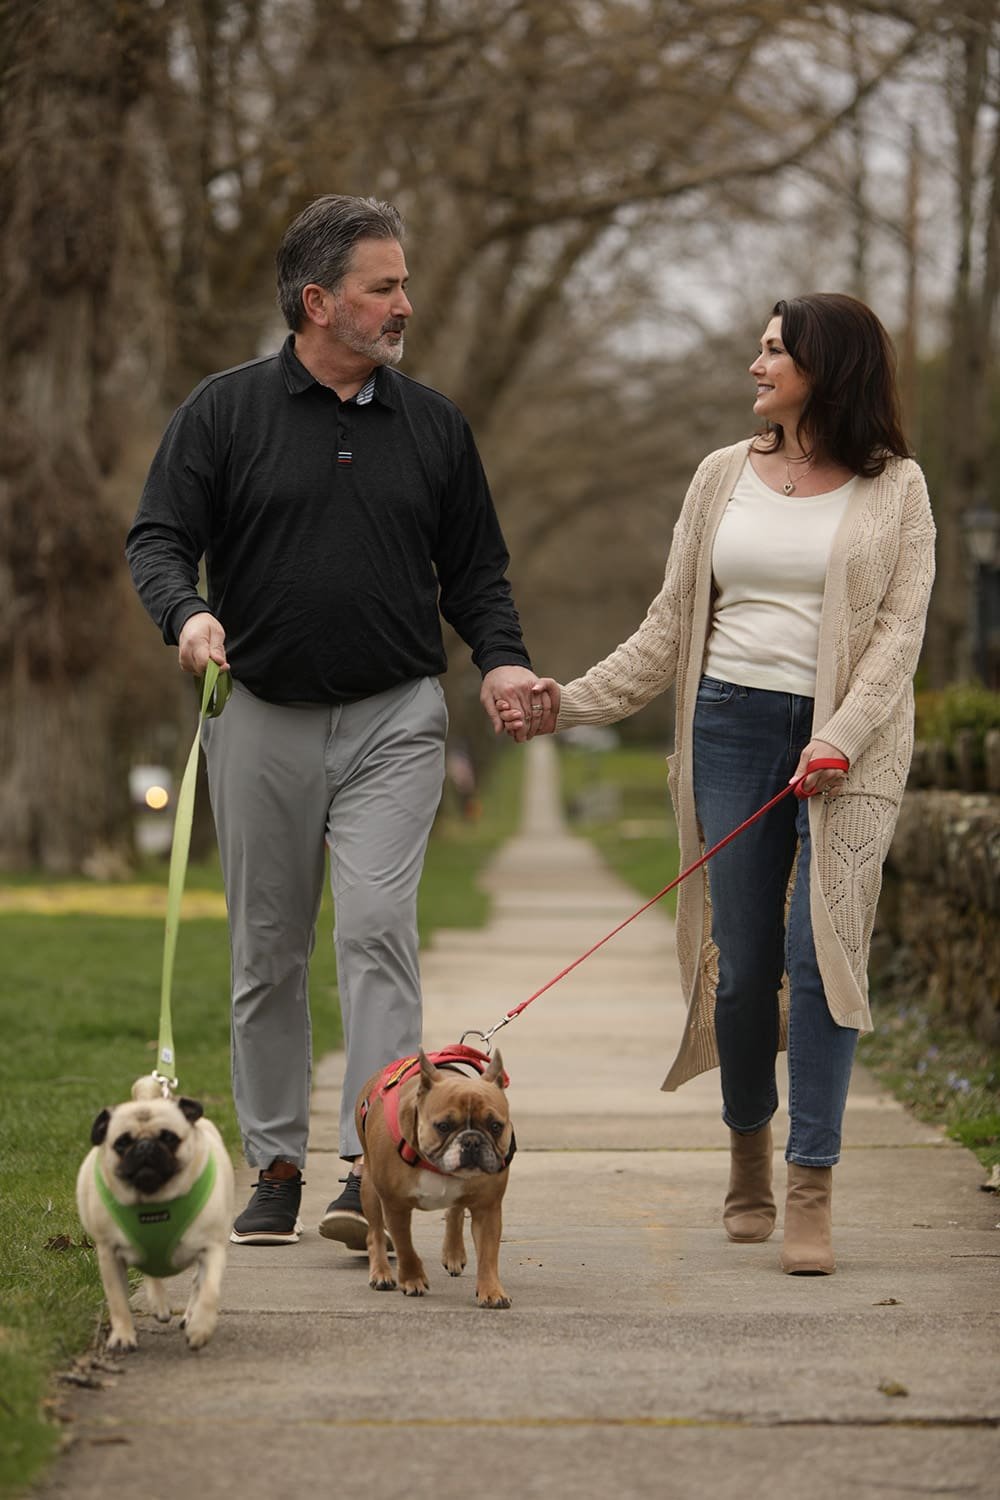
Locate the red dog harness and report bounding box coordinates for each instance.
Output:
[359,1044,515,1175]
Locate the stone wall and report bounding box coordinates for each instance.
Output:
[908,728,1000,795]
[872,788,1000,1045]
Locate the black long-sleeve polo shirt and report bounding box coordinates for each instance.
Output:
[126,336,530,704]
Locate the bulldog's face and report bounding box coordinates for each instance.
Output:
[412,1050,511,1175]
[91,1095,204,1198]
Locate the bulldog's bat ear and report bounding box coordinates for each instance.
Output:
[418,1047,443,1091]
[91,1108,112,1145]
[177,1097,204,1124]
[484,1049,506,1088]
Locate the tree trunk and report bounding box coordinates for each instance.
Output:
[923,2,999,688]
[0,0,164,870]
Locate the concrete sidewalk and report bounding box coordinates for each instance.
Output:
[42,740,999,1499]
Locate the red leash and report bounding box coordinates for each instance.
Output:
[464,757,848,1049]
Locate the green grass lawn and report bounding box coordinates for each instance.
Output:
[556,741,1000,1174]
[859,998,1000,1172]
[0,745,523,1496]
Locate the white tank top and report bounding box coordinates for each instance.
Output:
[703,456,855,697]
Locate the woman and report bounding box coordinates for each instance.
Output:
[506,294,935,1275]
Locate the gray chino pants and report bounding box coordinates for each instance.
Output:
[202,676,447,1168]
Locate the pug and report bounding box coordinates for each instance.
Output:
[356,1047,515,1308]
[76,1075,235,1351]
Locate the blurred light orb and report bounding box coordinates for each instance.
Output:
[144,786,169,811]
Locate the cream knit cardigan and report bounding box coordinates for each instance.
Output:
[556,441,936,1091]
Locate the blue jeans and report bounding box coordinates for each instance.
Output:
[693,677,858,1166]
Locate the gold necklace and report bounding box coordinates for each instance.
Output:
[782,453,815,495]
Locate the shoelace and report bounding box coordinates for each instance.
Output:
[331,1174,363,1209]
[254,1173,302,1197]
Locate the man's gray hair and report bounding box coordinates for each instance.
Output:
[276,195,405,331]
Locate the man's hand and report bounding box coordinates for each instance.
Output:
[481,666,551,742]
[791,739,849,797]
[178,612,229,676]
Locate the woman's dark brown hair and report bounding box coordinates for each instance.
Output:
[759,293,910,476]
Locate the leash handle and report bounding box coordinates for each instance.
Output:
[155,662,231,1090]
[481,755,849,1044]
[792,756,850,799]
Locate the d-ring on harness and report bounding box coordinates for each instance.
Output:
[462,756,849,1052]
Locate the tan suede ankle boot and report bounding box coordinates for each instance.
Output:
[780,1163,835,1274]
[723,1124,776,1242]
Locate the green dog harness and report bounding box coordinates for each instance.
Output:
[94,1154,217,1279]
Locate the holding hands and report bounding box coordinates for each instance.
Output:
[481,666,545,742]
[490,677,561,740]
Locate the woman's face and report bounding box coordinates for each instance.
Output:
[749,316,812,433]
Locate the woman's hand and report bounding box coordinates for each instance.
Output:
[792,739,849,797]
[497,679,561,739]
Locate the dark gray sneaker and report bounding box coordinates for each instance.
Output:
[318,1172,370,1251]
[230,1168,303,1245]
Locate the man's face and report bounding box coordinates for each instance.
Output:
[328,238,412,366]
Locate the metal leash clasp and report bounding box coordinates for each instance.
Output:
[461,1010,521,1052]
[151,1069,178,1098]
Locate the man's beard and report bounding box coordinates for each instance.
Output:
[332,306,405,366]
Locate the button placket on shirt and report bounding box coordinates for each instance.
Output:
[337,410,353,468]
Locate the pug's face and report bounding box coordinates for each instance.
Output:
[411,1051,512,1176]
[91,1097,205,1198]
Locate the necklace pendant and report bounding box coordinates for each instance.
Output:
[783,479,795,495]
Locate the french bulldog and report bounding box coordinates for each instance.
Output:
[356,1046,515,1308]
[76,1075,235,1351]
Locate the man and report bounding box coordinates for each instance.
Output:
[126,195,539,1246]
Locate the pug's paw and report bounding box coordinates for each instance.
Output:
[145,1277,172,1324]
[183,1308,217,1350]
[105,1325,138,1352]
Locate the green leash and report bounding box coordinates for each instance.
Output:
[154,662,231,1092]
